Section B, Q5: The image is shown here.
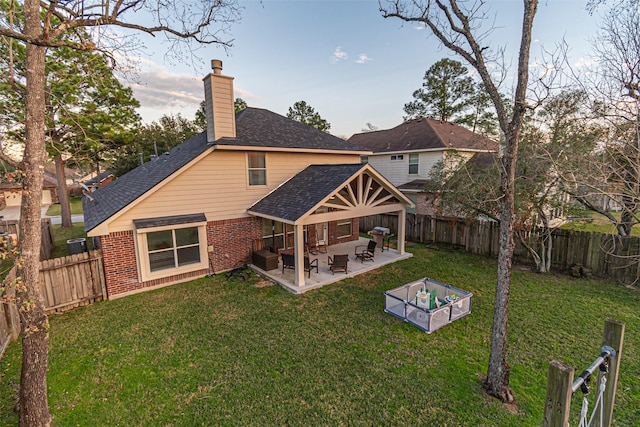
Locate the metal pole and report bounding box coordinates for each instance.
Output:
[571,346,615,393]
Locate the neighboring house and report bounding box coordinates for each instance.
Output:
[84,60,413,298]
[82,171,115,192]
[348,119,497,215]
[0,173,58,207]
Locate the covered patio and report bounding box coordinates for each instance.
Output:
[247,164,414,291]
[251,236,412,294]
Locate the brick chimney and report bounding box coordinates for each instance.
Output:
[203,59,236,142]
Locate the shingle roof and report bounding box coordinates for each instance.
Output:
[248,164,364,222]
[348,118,497,153]
[397,179,430,192]
[84,108,369,232]
[84,171,113,187]
[217,108,368,152]
[83,132,211,231]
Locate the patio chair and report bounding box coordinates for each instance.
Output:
[281,252,318,278]
[355,240,377,263]
[328,254,349,274]
[304,256,319,277]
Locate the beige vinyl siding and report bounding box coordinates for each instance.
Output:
[366,151,444,186]
[203,73,236,141]
[443,150,475,172]
[102,150,360,233]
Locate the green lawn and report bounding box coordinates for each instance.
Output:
[45,197,84,216]
[562,211,640,236]
[49,222,93,258]
[1,246,638,426]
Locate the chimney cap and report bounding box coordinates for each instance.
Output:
[211,59,223,75]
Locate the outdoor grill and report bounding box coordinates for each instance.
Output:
[368,226,392,251]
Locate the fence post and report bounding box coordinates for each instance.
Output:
[593,319,625,427]
[543,360,574,427]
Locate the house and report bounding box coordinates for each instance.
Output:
[83,60,413,298]
[81,171,115,192]
[348,119,498,215]
[0,173,58,207]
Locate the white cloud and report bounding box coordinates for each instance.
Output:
[127,66,202,112]
[574,57,595,69]
[331,46,349,63]
[356,53,372,64]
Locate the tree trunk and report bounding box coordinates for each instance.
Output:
[485,0,538,403]
[54,156,73,228]
[17,1,52,425]
[620,114,640,236]
[485,130,517,404]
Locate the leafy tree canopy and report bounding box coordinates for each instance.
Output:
[286,100,331,132]
[112,114,202,177]
[403,58,499,137]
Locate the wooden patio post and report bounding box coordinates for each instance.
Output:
[293,223,305,286]
[397,209,406,255]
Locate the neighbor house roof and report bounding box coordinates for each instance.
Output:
[248,164,364,222]
[397,179,430,192]
[348,118,497,153]
[84,171,113,187]
[83,108,370,232]
[0,172,58,190]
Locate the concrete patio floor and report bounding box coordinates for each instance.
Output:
[250,237,413,294]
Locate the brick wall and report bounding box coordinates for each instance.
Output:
[207,217,262,272]
[102,231,208,297]
[101,217,263,298]
[101,216,359,298]
[328,218,359,245]
[417,193,440,216]
[101,230,141,296]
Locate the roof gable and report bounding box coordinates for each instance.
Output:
[83,132,211,232]
[84,108,370,233]
[348,118,497,153]
[248,163,413,224]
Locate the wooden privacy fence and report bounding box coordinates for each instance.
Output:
[39,250,106,314]
[0,250,106,360]
[361,213,640,284]
[0,218,55,260]
[0,283,20,360]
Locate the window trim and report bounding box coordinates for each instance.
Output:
[136,221,208,282]
[409,153,419,175]
[337,219,352,239]
[247,152,267,187]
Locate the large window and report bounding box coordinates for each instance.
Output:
[248,152,266,186]
[337,219,352,238]
[409,153,419,174]
[261,219,306,251]
[146,227,201,272]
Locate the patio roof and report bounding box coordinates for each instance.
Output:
[247,163,414,225]
[246,163,414,288]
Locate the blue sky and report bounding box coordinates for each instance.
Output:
[126,0,604,138]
